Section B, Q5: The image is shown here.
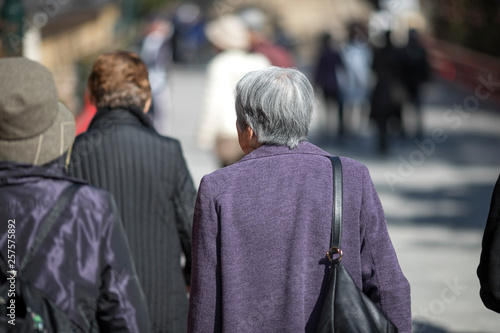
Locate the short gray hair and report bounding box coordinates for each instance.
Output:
[235,67,314,149]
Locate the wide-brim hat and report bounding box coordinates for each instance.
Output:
[205,14,250,51]
[0,57,75,165]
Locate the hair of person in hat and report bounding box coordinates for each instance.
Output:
[0,57,75,166]
[87,50,152,111]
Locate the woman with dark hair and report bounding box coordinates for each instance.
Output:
[188,67,411,332]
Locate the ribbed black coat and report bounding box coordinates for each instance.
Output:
[68,107,196,332]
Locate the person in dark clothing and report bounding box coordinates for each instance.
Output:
[68,51,196,333]
[370,30,406,154]
[478,174,500,312]
[401,29,430,139]
[0,57,150,332]
[314,32,347,138]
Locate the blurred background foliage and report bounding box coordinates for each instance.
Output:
[135,0,176,15]
[422,0,500,57]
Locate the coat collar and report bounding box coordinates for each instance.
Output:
[89,107,154,130]
[239,141,331,162]
[0,160,86,186]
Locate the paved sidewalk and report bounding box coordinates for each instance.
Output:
[313,79,500,332]
[165,66,500,332]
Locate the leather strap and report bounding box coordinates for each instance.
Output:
[329,156,343,250]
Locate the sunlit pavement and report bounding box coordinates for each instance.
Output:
[165,65,500,333]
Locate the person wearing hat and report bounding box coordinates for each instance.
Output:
[0,57,150,332]
[67,50,197,333]
[198,14,270,167]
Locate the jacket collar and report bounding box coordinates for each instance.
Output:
[0,160,86,186]
[239,141,331,162]
[89,106,154,130]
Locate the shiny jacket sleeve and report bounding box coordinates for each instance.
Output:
[96,196,151,332]
[359,166,412,333]
[478,174,500,312]
[172,140,197,286]
[188,176,220,332]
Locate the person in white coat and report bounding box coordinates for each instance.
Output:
[198,14,270,167]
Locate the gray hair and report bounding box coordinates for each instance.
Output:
[235,67,314,149]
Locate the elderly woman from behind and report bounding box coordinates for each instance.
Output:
[188,67,411,332]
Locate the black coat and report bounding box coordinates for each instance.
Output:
[478,174,500,313]
[68,107,196,332]
[314,43,345,98]
[370,44,405,121]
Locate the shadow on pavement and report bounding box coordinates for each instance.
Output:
[385,183,492,229]
[310,127,500,169]
[310,77,500,231]
[413,320,448,333]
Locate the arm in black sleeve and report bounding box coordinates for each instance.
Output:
[172,141,197,287]
[478,174,500,312]
[97,195,151,332]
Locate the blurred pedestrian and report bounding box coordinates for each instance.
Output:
[188,67,411,332]
[68,51,196,333]
[0,57,150,332]
[238,7,295,68]
[370,30,406,154]
[198,14,270,167]
[314,32,347,139]
[478,173,500,313]
[172,3,206,64]
[342,22,373,132]
[401,28,431,139]
[140,16,174,135]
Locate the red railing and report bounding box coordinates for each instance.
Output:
[424,36,500,102]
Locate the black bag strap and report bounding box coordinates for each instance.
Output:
[328,156,343,261]
[0,184,79,280]
[19,184,80,272]
[0,184,80,277]
[0,250,8,279]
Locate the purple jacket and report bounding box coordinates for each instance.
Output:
[0,161,150,332]
[188,142,411,332]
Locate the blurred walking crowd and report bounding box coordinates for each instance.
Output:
[313,25,430,154]
[0,5,498,333]
[135,6,431,161]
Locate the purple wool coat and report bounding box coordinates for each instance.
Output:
[188,142,411,332]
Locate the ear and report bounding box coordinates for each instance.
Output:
[248,127,259,146]
[237,123,258,155]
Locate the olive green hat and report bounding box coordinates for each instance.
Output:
[0,57,75,165]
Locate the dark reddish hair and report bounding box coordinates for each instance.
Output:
[87,50,151,110]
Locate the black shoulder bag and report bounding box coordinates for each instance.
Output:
[315,156,398,333]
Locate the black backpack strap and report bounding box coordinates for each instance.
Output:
[18,184,80,273]
[0,251,8,280]
[328,156,343,259]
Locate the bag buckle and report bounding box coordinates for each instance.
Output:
[326,247,343,263]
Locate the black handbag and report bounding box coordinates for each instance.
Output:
[315,156,398,333]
